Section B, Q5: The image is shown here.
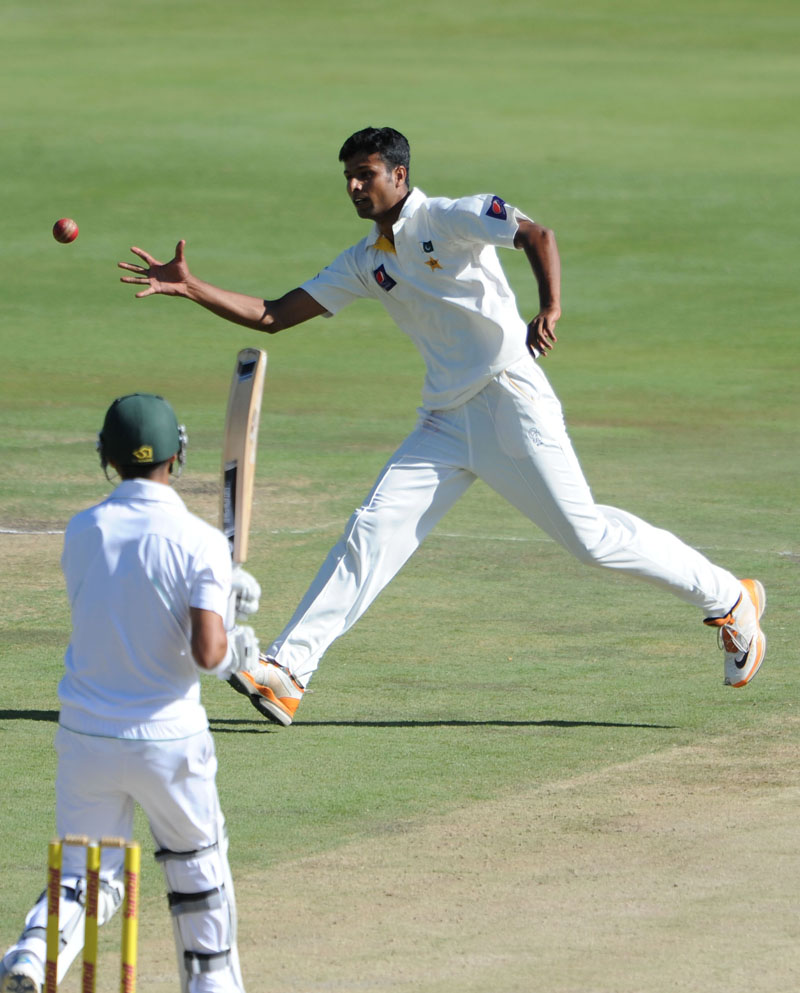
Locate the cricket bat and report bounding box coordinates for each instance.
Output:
[220,347,267,625]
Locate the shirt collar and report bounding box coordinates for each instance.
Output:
[365,188,426,250]
[108,477,186,506]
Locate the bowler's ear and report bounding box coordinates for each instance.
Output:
[394,165,408,188]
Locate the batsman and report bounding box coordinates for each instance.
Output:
[0,394,265,993]
[119,126,767,726]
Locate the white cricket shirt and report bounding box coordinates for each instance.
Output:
[301,187,534,410]
[58,478,232,740]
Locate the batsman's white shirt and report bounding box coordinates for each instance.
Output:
[301,187,533,411]
[58,478,231,740]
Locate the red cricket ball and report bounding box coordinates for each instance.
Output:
[53,218,79,243]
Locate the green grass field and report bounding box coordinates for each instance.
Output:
[1,1,798,990]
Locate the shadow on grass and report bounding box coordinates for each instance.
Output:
[0,710,275,733]
[291,719,676,729]
[0,711,676,731]
[0,709,60,723]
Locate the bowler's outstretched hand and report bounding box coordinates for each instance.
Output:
[119,240,190,298]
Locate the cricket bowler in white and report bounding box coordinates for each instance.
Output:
[0,394,262,993]
[119,126,767,727]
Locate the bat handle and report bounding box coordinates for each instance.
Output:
[225,585,237,631]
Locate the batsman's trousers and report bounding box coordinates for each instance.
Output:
[267,353,741,685]
[53,727,245,993]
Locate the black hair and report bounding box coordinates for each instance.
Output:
[116,459,173,480]
[338,127,410,180]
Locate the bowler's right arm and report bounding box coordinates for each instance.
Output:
[119,239,327,332]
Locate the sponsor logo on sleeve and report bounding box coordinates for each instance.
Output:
[486,195,508,220]
[373,265,397,292]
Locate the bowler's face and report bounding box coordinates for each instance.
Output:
[343,152,407,221]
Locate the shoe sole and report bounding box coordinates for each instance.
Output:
[727,579,766,688]
[1,975,39,993]
[227,672,295,726]
[246,692,294,726]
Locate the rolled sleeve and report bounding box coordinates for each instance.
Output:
[189,531,231,619]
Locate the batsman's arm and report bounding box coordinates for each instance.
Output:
[513,219,562,357]
[190,607,260,680]
[119,239,327,332]
[190,606,229,669]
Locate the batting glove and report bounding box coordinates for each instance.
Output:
[231,565,261,620]
[208,624,260,680]
[229,624,260,673]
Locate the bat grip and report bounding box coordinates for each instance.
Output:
[225,586,237,630]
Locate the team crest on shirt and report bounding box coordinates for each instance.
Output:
[373,265,397,292]
[486,195,508,220]
[420,241,442,271]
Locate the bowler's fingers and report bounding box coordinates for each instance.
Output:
[118,246,161,277]
[540,325,558,348]
[118,273,156,298]
[129,245,160,266]
[528,320,555,355]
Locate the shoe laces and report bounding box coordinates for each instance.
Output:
[705,588,755,657]
[258,655,305,693]
[717,622,748,656]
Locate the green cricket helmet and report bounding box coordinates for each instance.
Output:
[98,393,187,471]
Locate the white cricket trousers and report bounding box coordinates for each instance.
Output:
[268,354,740,685]
[53,727,244,993]
[55,727,226,874]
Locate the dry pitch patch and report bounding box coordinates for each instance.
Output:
[63,719,800,993]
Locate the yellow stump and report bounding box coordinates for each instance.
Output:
[120,842,140,993]
[43,836,139,993]
[81,843,101,993]
[45,840,62,993]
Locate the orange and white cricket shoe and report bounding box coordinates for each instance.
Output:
[228,654,304,726]
[703,579,767,687]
